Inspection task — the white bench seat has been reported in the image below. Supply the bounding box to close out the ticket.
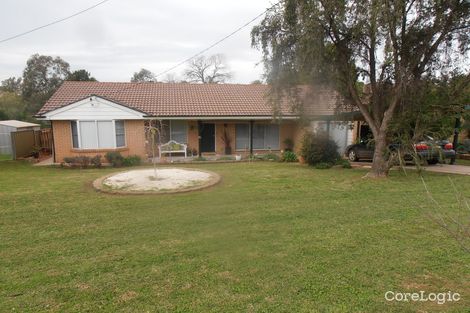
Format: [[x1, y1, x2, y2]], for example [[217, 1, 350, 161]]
[[159, 140, 187, 158]]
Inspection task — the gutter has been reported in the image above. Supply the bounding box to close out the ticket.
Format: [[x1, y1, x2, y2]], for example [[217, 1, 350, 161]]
[[142, 115, 300, 120], [35, 113, 362, 121]]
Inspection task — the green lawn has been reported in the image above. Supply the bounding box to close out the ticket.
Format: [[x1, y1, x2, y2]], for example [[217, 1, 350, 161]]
[[456, 158, 470, 166], [0, 161, 469, 312], [0, 154, 11, 161]]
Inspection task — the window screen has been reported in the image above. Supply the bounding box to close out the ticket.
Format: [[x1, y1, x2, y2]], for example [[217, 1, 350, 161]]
[[97, 121, 114, 148], [115, 120, 125, 147], [240, 123, 280, 150], [264, 124, 280, 150], [79, 121, 98, 149], [235, 124, 250, 150], [170, 120, 187, 143], [71, 121, 79, 148], [252, 124, 265, 150]]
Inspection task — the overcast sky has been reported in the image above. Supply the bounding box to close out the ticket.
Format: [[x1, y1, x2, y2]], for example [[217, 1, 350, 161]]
[[0, 0, 274, 83]]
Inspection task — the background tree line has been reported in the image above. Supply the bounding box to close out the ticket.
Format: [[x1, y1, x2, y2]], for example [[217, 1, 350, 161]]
[[0, 54, 96, 121]]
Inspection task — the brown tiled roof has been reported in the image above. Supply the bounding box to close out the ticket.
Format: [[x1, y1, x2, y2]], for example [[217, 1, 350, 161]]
[[37, 81, 338, 117]]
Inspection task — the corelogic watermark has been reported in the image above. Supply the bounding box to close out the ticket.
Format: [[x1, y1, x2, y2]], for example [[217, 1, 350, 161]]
[[385, 290, 461, 305]]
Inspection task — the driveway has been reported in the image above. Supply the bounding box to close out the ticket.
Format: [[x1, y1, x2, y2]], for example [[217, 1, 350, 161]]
[[351, 162, 470, 176], [413, 164, 470, 176]]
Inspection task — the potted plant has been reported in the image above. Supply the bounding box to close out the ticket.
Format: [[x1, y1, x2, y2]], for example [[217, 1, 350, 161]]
[[31, 145, 41, 159], [283, 138, 294, 151], [221, 129, 232, 155]]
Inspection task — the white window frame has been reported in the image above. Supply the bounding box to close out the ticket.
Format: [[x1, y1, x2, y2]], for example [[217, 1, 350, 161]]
[[71, 120, 126, 150]]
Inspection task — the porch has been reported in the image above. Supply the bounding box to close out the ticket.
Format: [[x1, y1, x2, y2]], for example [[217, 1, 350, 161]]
[[145, 119, 301, 159]]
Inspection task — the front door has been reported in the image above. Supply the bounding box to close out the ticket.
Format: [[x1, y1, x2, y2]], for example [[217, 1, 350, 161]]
[[200, 123, 215, 153]]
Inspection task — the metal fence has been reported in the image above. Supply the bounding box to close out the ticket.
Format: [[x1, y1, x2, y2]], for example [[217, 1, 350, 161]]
[[11, 130, 39, 159], [0, 128, 52, 159], [0, 127, 12, 155]]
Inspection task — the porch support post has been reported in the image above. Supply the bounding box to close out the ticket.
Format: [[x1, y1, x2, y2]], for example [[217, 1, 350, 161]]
[[197, 120, 202, 157], [249, 120, 254, 155]]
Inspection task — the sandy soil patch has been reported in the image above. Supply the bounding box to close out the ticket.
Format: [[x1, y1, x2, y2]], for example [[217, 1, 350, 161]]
[[95, 168, 220, 194]]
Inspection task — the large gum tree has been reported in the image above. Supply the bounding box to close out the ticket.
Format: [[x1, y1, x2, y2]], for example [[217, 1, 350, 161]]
[[252, 0, 470, 178]]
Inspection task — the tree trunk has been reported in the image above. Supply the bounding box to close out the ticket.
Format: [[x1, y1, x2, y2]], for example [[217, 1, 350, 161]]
[[366, 132, 389, 178]]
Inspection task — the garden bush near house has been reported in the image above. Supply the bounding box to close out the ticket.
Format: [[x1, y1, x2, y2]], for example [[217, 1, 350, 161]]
[[122, 155, 142, 167], [283, 138, 294, 151], [262, 153, 280, 161], [281, 150, 298, 162], [250, 153, 280, 161], [457, 139, 470, 154], [335, 159, 352, 169], [314, 162, 333, 169], [91, 155, 102, 168], [62, 156, 91, 168], [301, 132, 340, 166], [105, 152, 124, 167]]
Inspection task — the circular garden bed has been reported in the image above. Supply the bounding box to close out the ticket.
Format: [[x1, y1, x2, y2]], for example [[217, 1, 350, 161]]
[[93, 168, 220, 195]]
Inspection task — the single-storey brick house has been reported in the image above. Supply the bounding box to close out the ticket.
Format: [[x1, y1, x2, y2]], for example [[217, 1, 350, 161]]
[[36, 81, 355, 163]]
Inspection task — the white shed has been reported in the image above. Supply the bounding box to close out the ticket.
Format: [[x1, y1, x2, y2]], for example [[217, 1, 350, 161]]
[[0, 120, 40, 155]]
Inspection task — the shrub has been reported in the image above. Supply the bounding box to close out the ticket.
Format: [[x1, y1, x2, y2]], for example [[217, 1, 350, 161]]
[[63, 156, 91, 168], [314, 162, 333, 169], [262, 153, 280, 161], [283, 138, 294, 151], [194, 156, 207, 161], [335, 159, 352, 169], [63, 157, 75, 164], [77, 156, 91, 168], [281, 151, 298, 162], [457, 139, 470, 154], [123, 155, 142, 166], [300, 132, 340, 166], [91, 155, 102, 168], [105, 151, 124, 167], [250, 153, 280, 161]]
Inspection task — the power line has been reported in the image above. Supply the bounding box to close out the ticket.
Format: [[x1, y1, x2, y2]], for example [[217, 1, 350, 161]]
[[109, 0, 283, 96], [153, 1, 282, 79], [0, 0, 112, 44]]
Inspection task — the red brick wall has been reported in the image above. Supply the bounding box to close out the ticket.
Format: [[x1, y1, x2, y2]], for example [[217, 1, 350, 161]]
[[187, 121, 199, 154], [52, 120, 147, 163], [51, 119, 305, 162]]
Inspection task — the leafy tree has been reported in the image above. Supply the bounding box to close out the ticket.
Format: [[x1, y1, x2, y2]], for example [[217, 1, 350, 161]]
[[390, 73, 470, 141], [131, 68, 156, 82], [1, 77, 22, 94], [184, 54, 232, 84], [0, 92, 26, 120], [0, 110, 8, 120], [67, 69, 97, 81], [252, 0, 470, 177], [22, 54, 70, 115]]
